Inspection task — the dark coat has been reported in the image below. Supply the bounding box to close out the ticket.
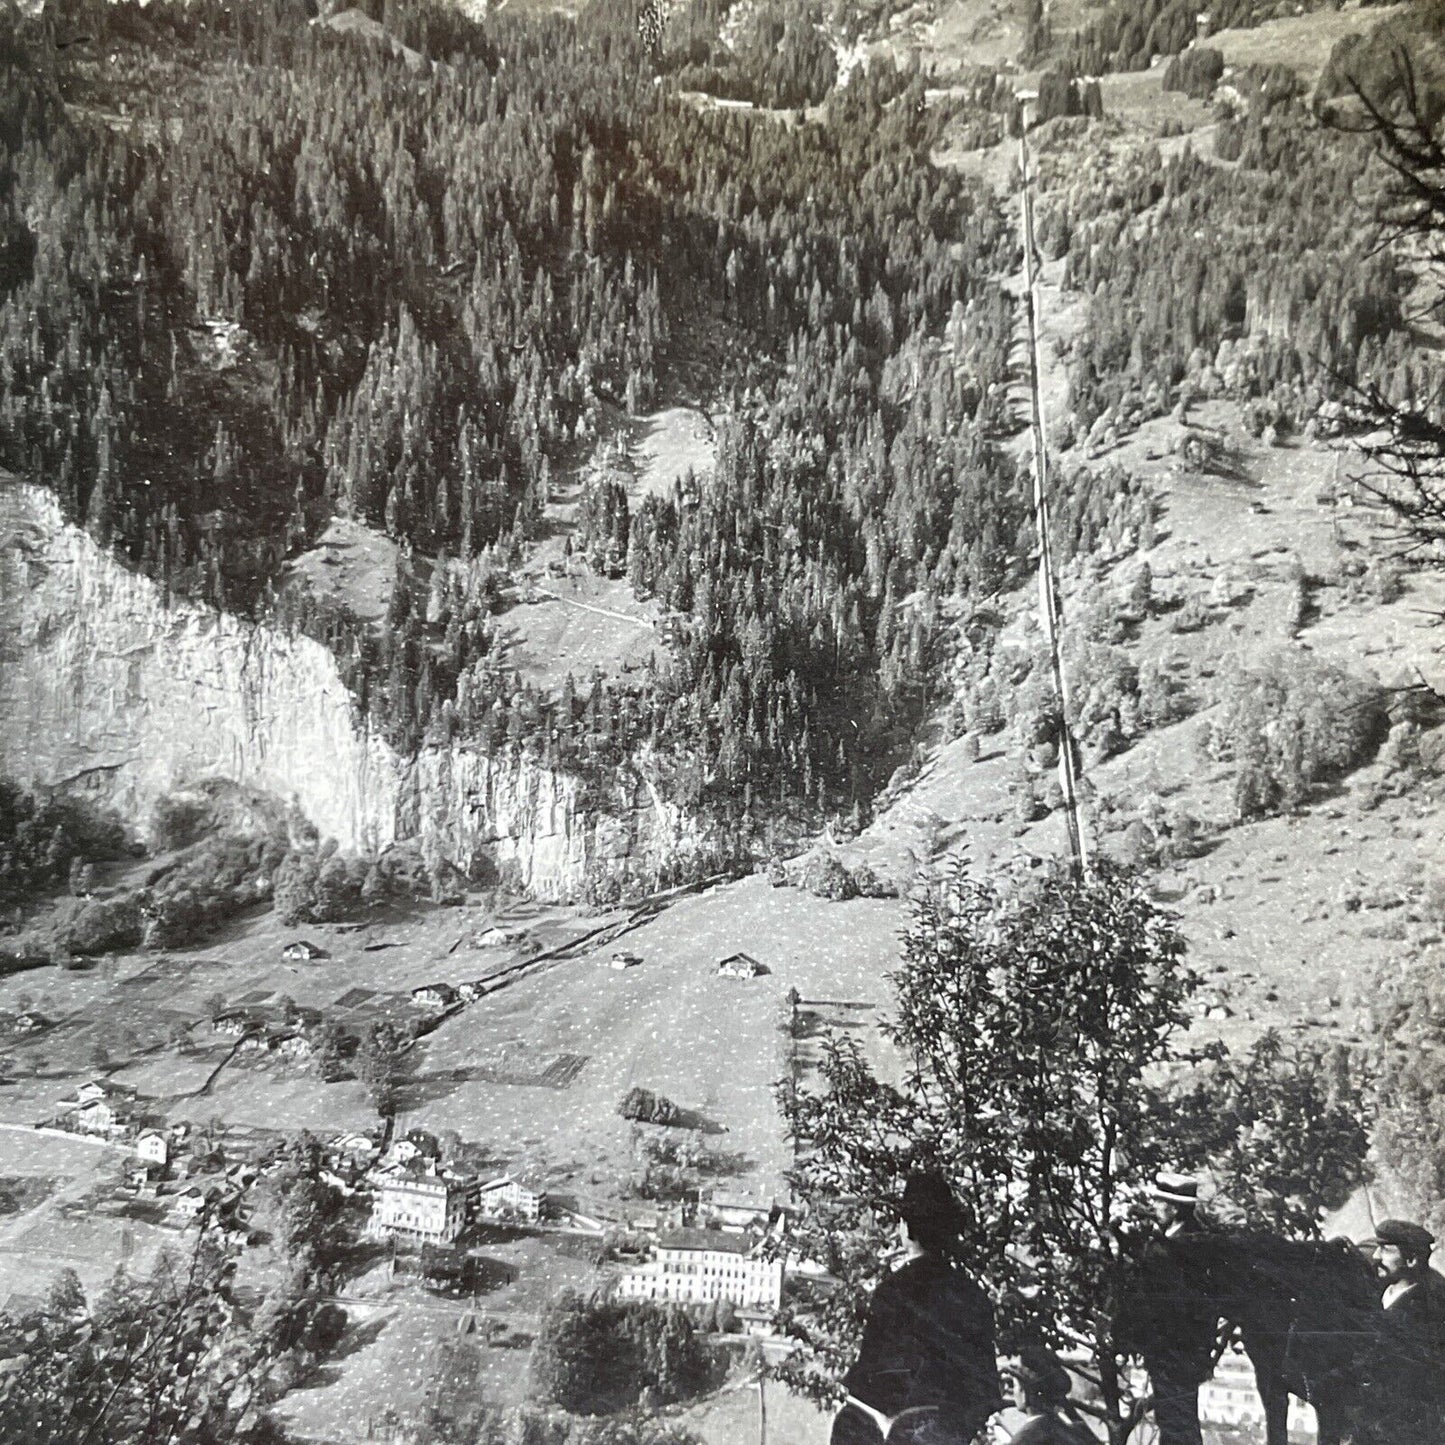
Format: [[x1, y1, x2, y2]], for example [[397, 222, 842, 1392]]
[[1129, 1218, 1219, 1385], [1378, 1269, 1445, 1442], [1010, 1412, 1098, 1445], [841, 1253, 1003, 1430], [1383, 1268, 1445, 1358]]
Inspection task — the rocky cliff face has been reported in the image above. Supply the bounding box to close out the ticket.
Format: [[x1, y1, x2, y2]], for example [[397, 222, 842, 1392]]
[[0, 482, 684, 897]]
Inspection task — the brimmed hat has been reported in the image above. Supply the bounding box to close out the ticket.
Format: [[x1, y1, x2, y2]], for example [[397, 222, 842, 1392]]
[[897, 1169, 970, 1241], [1003, 1345, 1073, 1403], [1364, 1220, 1436, 1257], [1151, 1171, 1199, 1206]]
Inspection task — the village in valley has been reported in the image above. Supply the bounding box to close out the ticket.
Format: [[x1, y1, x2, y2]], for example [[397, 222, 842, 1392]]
[[0, 872, 858, 1437]]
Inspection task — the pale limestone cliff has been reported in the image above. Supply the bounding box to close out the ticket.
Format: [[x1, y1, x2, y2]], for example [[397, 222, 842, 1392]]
[[0, 482, 684, 897]]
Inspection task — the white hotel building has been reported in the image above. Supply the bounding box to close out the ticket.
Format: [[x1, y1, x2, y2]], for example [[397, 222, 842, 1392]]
[[617, 1228, 784, 1311], [367, 1163, 471, 1245]]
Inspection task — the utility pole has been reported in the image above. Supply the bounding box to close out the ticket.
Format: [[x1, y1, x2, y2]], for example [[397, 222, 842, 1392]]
[[1016, 92, 1088, 876], [757, 1367, 768, 1445]]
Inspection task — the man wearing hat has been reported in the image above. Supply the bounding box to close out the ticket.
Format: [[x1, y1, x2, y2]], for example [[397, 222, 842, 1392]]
[[1136, 1173, 1213, 1445], [832, 1169, 1003, 1445], [1151, 1172, 1203, 1240], [1002, 1345, 1097, 1444], [1369, 1219, 1445, 1330], [1365, 1218, 1445, 1439]]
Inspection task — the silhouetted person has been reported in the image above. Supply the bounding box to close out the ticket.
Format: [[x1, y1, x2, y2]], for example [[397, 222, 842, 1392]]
[[1367, 1219, 1445, 1441], [1138, 1172, 1213, 1445], [1003, 1346, 1097, 1444], [832, 1170, 1002, 1445]]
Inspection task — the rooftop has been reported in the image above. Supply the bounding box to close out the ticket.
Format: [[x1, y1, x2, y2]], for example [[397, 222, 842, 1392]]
[[657, 1228, 761, 1257]]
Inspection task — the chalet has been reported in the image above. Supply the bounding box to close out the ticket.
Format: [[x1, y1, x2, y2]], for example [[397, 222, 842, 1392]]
[[475, 926, 528, 947], [412, 982, 459, 1012], [60, 1082, 134, 1135], [735, 1307, 781, 1338], [550, 1199, 608, 1236], [67, 1079, 136, 1108], [367, 1162, 471, 1245], [14, 1012, 49, 1035], [213, 1011, 256, 1038], [704, 1198, 776, 1233], [135, 1129, 169, 1167], [456, 980, 484, 1004], [281, 940, 329, 962], [627, 1200, 687, 1234], [274, 1032, 314, 1060], [329, 1131, 380, 1165], [475, 1174, 547, 1222], [616, 1228, 784, 1311], [716, 952, 765, 979], [388, 1130, 441, 1168], [124, 1162, 152, 1191], [237, 1032, 270, 1055], [388, 1138, 423, 1166], [171, 1187, 209, 1221], [608, 952, 642, 971]]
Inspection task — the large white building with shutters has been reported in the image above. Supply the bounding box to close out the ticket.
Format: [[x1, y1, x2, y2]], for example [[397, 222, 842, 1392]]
[[367, 1163, 471, 1245], [616, 1228, 784, 1310]]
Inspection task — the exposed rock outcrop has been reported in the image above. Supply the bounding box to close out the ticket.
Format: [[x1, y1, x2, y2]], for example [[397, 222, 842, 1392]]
[[0, 481, 687, 898]]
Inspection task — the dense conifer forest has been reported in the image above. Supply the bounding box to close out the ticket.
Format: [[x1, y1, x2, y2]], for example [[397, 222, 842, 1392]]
[[0, 0, 1033, 840], [0, 0, 1434, 856]]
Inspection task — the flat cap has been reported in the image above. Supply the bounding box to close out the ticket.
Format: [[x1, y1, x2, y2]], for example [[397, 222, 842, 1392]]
[[1365, 1220, 1436, 1256]]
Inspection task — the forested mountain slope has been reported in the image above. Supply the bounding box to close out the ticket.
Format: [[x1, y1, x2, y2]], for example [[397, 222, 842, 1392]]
[[0, 0, 1048, 873]]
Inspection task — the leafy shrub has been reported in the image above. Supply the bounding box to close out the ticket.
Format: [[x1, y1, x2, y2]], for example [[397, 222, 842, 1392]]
[[0, 780, 132, 906], [849, 862, 899, 899], [1359, 557, 1405, 605], [1137, 657, 1189, 728], [1367, 951, 1445, 1240], [1069, 639, 1142, 762], [1163, 46, 1224, 100], [1204, 651, 1387, 819], [274, 844, 371, 925], [48, 895, 144, 956], [619, 1088, 683, 1126], [532, 1292, 712, 1414], [799, 851, 857, 901], [1170, 594, 1210, 633], [151, 794, 215, 851], [1165, 1032, 1372, 1236], [143, 834, 286, 947]]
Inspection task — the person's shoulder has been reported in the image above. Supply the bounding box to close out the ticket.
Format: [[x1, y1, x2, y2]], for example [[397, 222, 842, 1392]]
[[1422, 1268, 1445, 1308], [933, 1254, 986, 1286], [1007, 1415, 1053, 1445]]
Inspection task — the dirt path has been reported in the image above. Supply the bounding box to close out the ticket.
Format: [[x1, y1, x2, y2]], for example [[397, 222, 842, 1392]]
[[531, 588, 655, 630]]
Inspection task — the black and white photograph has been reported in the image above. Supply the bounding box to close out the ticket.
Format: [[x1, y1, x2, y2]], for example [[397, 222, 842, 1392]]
[[0, 0, 1443, 1439]]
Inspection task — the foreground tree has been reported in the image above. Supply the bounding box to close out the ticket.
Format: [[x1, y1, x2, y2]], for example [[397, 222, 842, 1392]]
[[0, 1235, 288, 1444], [1162, 1030, 1373, 1237], [780, 860, 1370, 1444], [1323, 47, 1445, 563]]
